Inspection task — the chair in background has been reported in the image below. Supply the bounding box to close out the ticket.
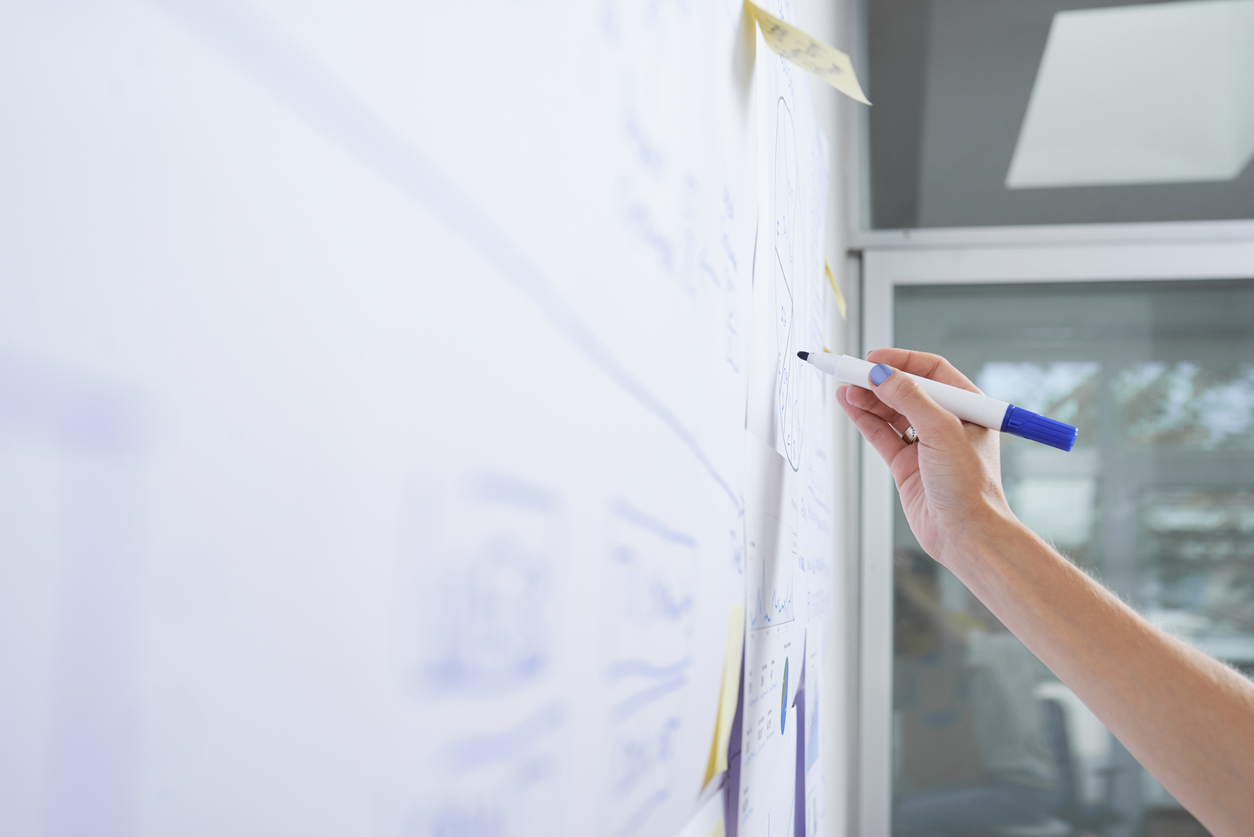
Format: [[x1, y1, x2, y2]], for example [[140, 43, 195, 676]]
[[999, 698, 1123, 837]]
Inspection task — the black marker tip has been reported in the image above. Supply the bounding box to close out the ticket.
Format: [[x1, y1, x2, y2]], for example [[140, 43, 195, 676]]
[[797, 351, 810, 361]]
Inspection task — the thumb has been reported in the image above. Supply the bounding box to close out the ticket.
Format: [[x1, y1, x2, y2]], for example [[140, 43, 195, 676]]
[[866, 363, 963, 442]]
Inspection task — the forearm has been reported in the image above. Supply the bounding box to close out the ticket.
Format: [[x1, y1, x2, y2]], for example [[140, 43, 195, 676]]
[[844, 352, 1254, 830], [944, 511, 1254, 836]]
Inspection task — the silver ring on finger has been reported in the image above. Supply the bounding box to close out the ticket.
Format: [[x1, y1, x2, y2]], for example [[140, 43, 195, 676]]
[[901, 426, 919, 445]]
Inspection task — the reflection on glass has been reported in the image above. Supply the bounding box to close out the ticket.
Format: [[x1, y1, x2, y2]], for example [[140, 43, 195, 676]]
[[979, 362, 1101, 442], [892, 279, 1254, 835], [894, 554, 1063, 836], [1140, 489, 1254, 655], [980, 361, 1103, 566], [1117, 362, 1254, 449], [1009, 477, 1096, 549]]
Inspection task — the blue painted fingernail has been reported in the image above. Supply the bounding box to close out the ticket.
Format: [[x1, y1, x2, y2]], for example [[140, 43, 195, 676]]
[[869, 363, 894, 386]]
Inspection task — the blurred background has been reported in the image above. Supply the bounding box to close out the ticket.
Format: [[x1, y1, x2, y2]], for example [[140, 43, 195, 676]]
[[863, 1, 1254, 834], [889, 281, 1254, 836]]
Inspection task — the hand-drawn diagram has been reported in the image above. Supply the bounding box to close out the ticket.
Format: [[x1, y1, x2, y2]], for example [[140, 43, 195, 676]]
[[750, 529, 796, 630], [395, 475, 566, 835], [400, 473, 560, 697], [746, 451, 798, 632], [740, 621, 799, 833], [602, 499, 698, 837], [403, 701, 566, 837], [610, 0, 704, 299], [773, 97, 804, 471], [747, 90, 809, 472], [710, 185, 747, 377]]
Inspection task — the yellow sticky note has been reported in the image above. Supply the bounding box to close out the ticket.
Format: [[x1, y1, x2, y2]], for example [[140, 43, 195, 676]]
[[703, 605, 746, 787], [825, 261, 848, 321], [747, 1, 871, 105]]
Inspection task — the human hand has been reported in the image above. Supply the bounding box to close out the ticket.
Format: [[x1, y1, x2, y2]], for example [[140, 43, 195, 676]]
[[837, 348, 1015, 568]]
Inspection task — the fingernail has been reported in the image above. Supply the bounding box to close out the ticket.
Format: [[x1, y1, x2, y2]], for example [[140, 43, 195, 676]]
[[869, 363, 894, 386]]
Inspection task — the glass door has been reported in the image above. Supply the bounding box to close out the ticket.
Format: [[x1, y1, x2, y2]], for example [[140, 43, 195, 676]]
[[893, 279, 1254, 836], [857, 244, 1254, 837]]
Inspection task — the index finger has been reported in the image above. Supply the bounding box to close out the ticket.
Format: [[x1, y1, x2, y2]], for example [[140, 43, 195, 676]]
[[866, 348, 981, 394]]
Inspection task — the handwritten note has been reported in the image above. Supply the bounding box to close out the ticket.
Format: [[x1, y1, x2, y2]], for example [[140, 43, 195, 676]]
[[825, 262, 847, 321], [703, 605, 745, 786], [747, 1, 871, 105]]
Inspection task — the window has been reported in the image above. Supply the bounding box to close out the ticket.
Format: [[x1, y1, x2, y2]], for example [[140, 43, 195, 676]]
[[888, 279, 1254, 833]]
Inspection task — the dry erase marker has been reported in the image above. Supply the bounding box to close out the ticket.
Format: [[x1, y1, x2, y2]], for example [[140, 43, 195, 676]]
[[797, 352, 1077, 451]]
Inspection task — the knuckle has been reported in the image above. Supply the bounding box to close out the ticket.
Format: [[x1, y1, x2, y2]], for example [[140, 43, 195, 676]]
[[894, 375, 921, 399]]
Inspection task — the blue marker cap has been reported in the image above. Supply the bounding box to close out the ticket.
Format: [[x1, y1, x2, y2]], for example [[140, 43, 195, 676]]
[[1000, 406, 1078, 452]]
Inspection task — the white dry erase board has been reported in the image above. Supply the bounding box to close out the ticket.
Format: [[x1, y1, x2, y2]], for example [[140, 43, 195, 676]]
[[0, 0, 843, 834]]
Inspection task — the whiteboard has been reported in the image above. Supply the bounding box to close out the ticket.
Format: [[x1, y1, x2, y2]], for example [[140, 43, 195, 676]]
[[0, 0, 840, 835]]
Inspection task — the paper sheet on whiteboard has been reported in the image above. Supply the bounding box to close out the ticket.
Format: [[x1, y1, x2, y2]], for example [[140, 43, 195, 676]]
[[745, 27, 830, 472]]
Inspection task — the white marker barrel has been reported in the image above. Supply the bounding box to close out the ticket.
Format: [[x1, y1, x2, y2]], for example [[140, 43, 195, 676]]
[[822, 354, 1011, 430]]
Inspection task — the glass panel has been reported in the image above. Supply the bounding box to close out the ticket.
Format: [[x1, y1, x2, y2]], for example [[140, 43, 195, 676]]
[[866, 0, 1254, 228], [1117, 362, 1254, 449], [891, 279, 1254, 835]]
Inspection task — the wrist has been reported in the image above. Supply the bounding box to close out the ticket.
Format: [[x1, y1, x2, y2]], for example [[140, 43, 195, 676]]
[[936, 500, 1030, 577]]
